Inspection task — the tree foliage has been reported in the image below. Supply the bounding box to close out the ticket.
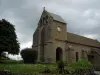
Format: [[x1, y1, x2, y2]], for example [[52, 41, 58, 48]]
[[0, 19, 20, 56], [20, 48, 37, 63]]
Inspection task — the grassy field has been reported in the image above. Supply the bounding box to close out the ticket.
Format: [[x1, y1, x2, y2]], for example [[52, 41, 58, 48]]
[[0, 59, 58, 73], [0, 59, 92, 73], [0, 64, 57, 73]]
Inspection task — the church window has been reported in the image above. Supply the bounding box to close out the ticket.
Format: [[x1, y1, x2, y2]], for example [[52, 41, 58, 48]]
[[41, 18, 43, 25], [40, 19, 42, 26], [57, 26, 61, 32], [46, 16, 48, 24], [76, 52, 79, 61], [43, 17, 45, 24], [48, 29, 51, 40]]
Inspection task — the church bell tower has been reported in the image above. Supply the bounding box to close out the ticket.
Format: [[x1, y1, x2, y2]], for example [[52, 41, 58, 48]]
[[32, 8, 67, 63]]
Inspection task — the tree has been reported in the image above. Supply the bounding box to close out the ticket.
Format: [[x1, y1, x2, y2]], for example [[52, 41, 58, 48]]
[[20, 48, 37, 63], [0, 19, 20, 59], [1, 52, 10, 60]]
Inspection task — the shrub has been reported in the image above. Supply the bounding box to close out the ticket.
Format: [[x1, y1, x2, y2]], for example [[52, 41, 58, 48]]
[[57, 61, 65, 73], [41, 66, 51, 73], [72, 59, 93, 69], [20, 48, 37, 63]]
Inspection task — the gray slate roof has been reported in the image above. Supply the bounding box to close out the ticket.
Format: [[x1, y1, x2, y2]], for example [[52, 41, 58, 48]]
[[67, 32, 100, 48], [46, 10, 66, 23]]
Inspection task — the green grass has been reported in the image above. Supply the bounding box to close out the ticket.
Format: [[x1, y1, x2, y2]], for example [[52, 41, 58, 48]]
[[0, 59, 93, 74], [1, 60, 23, 64], [0, 64, 57, 73], [0, 59, 57, 73], [71, 59, 93, 69]]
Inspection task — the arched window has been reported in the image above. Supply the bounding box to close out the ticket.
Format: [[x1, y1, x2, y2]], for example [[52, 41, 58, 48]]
[[76, 52, 79, 61], [46, 16, 48, 24], [43, 17, 45, 24], [40, 19, 42, 27]]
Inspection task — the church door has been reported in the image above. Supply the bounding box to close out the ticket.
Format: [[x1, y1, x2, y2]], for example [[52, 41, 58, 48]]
[[56, 47, 63, 62]]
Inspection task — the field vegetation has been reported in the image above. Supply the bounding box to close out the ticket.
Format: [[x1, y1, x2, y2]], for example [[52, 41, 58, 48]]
[[0, 59, 93, 74]]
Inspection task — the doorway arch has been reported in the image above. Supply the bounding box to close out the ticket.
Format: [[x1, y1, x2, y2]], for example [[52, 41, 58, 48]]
[[56, 47, 63, 61]]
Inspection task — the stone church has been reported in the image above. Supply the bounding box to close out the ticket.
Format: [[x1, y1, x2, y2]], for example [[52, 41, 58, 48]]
[[32, 8, 100, 69]]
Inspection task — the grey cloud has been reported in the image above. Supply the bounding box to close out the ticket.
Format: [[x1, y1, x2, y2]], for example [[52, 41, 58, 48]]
[[0, 0, 42, 49], [1, 0, 100, 51]]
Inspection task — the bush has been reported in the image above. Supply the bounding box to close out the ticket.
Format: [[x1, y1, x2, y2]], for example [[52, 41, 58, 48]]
[[69, 59, 94, 75], [57, 61, 65, 73], [20, 48, 37, 63], [42, 66, 51, 73], [72, 59, 93, 69]]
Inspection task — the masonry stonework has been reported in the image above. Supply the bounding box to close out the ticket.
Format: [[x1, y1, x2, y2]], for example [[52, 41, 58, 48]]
[[32, 8, 100, 70]]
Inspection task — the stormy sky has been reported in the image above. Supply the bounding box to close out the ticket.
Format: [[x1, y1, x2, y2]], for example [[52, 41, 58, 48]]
[[0, 0, 100, 60]]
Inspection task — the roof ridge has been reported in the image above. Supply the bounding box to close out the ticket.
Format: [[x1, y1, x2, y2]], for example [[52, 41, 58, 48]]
[[44, 10, 66, 23]]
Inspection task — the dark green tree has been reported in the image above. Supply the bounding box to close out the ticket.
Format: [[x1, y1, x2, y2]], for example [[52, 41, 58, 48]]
[[0, 19, 20, 59], [20, 48, 37, 63]]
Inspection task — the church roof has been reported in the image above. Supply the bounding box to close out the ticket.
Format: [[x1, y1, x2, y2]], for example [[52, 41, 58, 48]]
[[49, 12, 66, 23], [67, 32, 100, 48], [45, 10, 66, 23]]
